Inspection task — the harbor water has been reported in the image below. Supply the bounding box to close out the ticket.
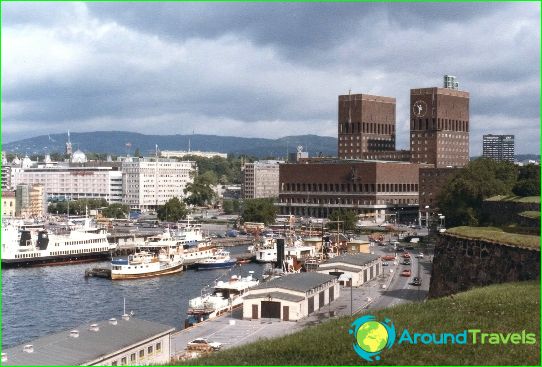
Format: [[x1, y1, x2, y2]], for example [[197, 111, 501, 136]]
[[1, 246, 264, 348]]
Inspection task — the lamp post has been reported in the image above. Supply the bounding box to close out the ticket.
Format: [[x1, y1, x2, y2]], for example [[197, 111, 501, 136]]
[[425, 205, 430, 229], [339, 274, 353, 316]]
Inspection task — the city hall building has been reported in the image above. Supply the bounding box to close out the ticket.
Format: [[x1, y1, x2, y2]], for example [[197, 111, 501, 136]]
[[277, 159, 421, 223]]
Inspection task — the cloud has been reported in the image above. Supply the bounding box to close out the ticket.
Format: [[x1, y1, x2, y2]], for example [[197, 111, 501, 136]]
[[1, 1, 540, 155]]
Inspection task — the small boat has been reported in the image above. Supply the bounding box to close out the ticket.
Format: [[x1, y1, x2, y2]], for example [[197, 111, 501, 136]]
[[236, 258, 251, 264], [196, 249, 237, 270], [186, 272, 259, 327]]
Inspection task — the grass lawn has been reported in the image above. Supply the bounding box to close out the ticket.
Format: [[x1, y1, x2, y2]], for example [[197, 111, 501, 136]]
[[485, 195, 540, 204], [173, 282, 540, 366], [446, 226, 540, 250], [519, 211, 541, 219]]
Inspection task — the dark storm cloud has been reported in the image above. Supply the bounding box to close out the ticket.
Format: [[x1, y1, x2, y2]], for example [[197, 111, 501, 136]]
[[2, 2, 540, 154]]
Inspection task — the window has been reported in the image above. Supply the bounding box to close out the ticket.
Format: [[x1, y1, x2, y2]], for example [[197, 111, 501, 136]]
[[121, 357, 127, 365], [156, 342, 162, 352], [111, 361, 118, 366], [139, 350, 144, 358], [148, 345, 153, 354]]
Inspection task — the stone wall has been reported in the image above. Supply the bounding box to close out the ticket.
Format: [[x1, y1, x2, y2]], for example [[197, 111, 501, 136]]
[[428, 233, 540, 298]]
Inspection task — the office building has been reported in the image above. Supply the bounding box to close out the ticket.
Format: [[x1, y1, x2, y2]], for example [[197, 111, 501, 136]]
[[122, 158, 196, 210], [410, 77, 469, 167], [338, 93, 396, 159], [242, 160, 283, 199], [482, 134, 515, 163], [2, 191, 16, 218]]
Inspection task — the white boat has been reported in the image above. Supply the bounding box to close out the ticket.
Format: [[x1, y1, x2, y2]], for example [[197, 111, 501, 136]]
[[253, 238, 277, 263], [111, 230, 185, 280], [1, 218, 114, 268], [196, 249, 237, 270], [186, 272, 259, 326]]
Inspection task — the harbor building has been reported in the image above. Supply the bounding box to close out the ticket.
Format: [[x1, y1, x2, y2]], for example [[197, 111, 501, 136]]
[[316, 253, 382, 287], [11, 165, 123, 204], [242, 273, 339, 321], [410, 76, 470, 168], [278, 159, 421, 223], [160, 150, 228, 159], [122, 157, 196, 211], [242, 160, 283, 199], [2, 190, 16, 218], [482, 134, 515, 163], [338, 93, 396, 160], [1, 316, 174, 366]]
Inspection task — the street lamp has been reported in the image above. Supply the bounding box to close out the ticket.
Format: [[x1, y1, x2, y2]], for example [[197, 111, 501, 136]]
[[425, 205, 430, 229], [338, 273, 353, 316]]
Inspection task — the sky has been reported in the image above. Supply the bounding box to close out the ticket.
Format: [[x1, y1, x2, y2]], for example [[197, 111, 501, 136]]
[[2, 1, 540, 155]]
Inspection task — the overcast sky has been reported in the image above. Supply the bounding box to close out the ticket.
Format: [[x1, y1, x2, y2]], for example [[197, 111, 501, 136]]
[[2, 1, 540, 154]]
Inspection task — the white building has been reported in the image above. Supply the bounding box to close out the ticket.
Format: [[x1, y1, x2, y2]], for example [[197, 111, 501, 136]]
[[160, 150, 227, 159], [11, 166, 123, 204], [122, 158, 196, 210], [242, 273, 339, 321], [2, 316, 174, 366], [316, 253, 382, 287], [242, 160, 283, 199]]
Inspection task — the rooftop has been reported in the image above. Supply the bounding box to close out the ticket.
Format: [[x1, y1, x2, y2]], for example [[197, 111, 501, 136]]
[[244, 291, 305, 303], [2, 317, 175, 366], [322, 253, 380, 267], [252, 273, 336, 293]]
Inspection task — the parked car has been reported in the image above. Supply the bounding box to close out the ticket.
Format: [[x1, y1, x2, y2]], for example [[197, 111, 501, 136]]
[[382, 262, 389, 266], [402, 253, 411, 258], [415, 252, 424, 258], [411, 277, 422, 286], [382, 255, 396, 261], [402, 260, 411, 265], [401, 269, 411, 277], [187, 338, 223, 351]]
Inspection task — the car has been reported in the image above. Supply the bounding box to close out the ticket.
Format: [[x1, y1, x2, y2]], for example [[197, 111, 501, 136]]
[[415, 252, 424, 258], [381, 255, 396, 261], [395, 247, 405, 252], [402, 253, 411, 258], [382, 262, 389, 266], [187, 338, 223, 351], [411, 277, 422, 286], [401, 269, 411, 277], [402, 260, 411, 265], [405, 245, 415, 250]]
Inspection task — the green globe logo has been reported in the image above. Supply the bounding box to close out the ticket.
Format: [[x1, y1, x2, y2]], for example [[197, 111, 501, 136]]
[[350, 315, 396, 362], [356, 321, 389, 353]]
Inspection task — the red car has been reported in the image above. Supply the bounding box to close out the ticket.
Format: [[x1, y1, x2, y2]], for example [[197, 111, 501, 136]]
[[401, 269, 411, 277], [382, 255, 395, 261], [402, 253, 411, 258]]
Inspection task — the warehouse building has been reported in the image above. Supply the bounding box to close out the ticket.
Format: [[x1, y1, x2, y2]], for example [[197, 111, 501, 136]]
[[242, 273, 339, 321], [317, 253, 382, 287], [2, 316, 174, 366]]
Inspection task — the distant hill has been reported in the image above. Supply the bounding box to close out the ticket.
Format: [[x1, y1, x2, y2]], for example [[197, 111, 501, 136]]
[[2, 131, 338, 158]]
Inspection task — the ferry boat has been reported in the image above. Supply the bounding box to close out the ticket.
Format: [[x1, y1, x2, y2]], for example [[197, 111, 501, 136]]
[[110, 222, 217, 279], [253, 237, 277, 263], [186, 272, 259, 326], [1, 218, 114, 268], [196, 249, 237, 270]]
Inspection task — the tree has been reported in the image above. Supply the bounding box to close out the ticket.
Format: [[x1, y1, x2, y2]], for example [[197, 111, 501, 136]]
[[437, 158, 518, 226], [242, 198, 277, 225], [513, 164, 540, 196], [157, 197, 188, 222], [327, 208, 358, 230], [48, 198, 107, 215], [184, 172, 217, 206], [102, 203, 129, 218], [222, 200, 234, 214]]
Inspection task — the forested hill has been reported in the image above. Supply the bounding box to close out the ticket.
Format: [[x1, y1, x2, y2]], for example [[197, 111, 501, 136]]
[[3, 131, 337, 158]]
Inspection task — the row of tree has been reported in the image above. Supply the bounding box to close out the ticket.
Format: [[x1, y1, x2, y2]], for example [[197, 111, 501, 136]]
[[438, 159, 540, 227], [48, 199, 129, 219]]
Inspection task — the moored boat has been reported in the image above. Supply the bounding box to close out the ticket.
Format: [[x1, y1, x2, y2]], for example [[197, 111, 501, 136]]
[[196, 249, 237, 270]]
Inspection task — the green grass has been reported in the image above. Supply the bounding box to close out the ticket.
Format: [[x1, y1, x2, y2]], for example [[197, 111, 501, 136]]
[[446, 226, 540, 250], [485, 195, 540, 204], [519, 211, 541, 219], [173, 282, 540, 365]]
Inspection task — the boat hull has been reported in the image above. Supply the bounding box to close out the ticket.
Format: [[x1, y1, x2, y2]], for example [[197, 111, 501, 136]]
[[1, 251, 112, 268], [111, 263, 184, 280], [196, 260, 237, 270]]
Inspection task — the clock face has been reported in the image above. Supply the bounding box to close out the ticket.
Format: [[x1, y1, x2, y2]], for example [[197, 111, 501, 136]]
[[412, 100, 427, 118]]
